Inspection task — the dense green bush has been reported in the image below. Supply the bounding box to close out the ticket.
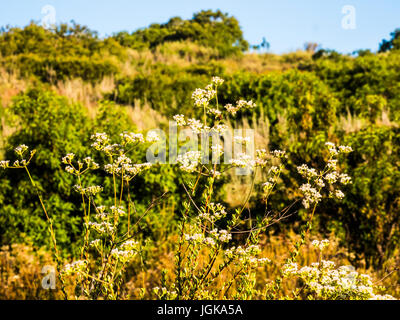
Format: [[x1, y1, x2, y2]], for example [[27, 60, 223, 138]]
[[309, 51, 400, 121], [111, 64, 221, 116], [0, 23, 123, 82], [0, 90, 180, 254], [113, 10, 249, 57], [213, 70, 400, 266], [219, 70, 338, 133], [338, 125, 400, 268], [2, 54, 118, 82], [0, 89, 91, 251]]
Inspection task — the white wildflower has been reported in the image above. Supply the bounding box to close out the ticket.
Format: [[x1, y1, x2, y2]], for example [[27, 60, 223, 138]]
[[173, 114, 186, 126], [212, 76, 224, 86], [234, 136, 251, 144], [339, 173, 352, 185], [146, 131, 160, 143], [0, 160, 10, 169], [14, 144, 28, 156], [187, 118, 203, 134], [177, 151, 202, 173], [338, 145, 353, 153], [325, 171, 338, 184]]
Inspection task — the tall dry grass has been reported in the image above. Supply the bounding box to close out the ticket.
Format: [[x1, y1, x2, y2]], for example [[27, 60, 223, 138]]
[[2, 232, 396, 300], [53, 77, 116, 118], [126, 100, 167, 131], [223, 113, 270, 207]]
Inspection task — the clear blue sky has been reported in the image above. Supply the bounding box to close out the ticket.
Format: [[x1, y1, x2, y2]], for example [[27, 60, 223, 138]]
[[1, 0, 399, 54]]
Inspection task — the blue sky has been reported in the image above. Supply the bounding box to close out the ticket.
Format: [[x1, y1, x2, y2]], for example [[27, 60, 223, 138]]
[[1, 0, 399, 54]]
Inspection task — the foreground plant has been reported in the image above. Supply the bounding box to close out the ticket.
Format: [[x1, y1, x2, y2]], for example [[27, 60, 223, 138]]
[[151, 77, 283, 299], [153, 77, 318, 299], [281, 239, 396, 300], [1, 145, 68, 299], [153, 77, 396, 300], [1, 76, 397, 300], [60, 131, 163, 299], [1, 132, 160, 299]]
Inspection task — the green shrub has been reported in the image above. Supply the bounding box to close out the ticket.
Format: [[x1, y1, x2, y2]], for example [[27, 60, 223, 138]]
[[334, 125, 400, 268], [113, 10, 249, 58], [0, 90, 180, 255]]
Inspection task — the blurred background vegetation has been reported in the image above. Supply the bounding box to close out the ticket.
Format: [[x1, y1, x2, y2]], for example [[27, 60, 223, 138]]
[[0, 10, 399, 298]]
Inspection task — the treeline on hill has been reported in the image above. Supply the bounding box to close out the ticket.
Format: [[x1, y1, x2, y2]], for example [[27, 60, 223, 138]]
[[0, 10, 399, 269]]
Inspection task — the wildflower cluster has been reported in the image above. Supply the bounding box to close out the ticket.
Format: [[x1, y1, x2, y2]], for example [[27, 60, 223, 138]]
[[192, 88, 216, 108], [311, 239, 330, 251], [282, 240, 396, 300], [110, 240, 139, 262], [162, 78, 290, 300], [177, 151, 203, 173], [225, 245, 271, 268], [61, 260, 87, 277], [57, 130, 159, 299], [88, 132, 155, 181], [174, 77, 259, 175], [62, 153, 99, 176], [198, 202, 228, 223], [297, 141, 353, 209], [224, 100, 256, 116], [0, 145, 36, 169], [229, 152, 254, 169]]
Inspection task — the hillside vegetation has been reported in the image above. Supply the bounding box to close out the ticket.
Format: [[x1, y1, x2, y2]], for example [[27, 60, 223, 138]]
[[0, 10, 399, 299]]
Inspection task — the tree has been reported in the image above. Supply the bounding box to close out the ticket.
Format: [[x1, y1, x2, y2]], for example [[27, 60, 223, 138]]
[[304, 42, 319, 53], [379, 28, 400, 52], [113, 10, 249, 57]]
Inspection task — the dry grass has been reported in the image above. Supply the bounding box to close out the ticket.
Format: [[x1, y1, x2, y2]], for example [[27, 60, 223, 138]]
[[0, 244, 62, 299], [154, 41, 220, 66], [53, 77, 116, 118], [221, 50, 313, 75], [338, 111, 369, 133], [116, 43, 313, 77], [338, 109, 399, 133], [0, 68, 28, 153], [0, 68, 28, 107], [126, 100, 167, 131], [223, 113, 270, 207], [127, 231, 400, 299], [1, 231, 398, 300], [378, 109, 399, 128]]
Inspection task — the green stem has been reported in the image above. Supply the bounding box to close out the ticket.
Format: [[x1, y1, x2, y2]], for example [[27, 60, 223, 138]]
[[24, 166, 68, 300]]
